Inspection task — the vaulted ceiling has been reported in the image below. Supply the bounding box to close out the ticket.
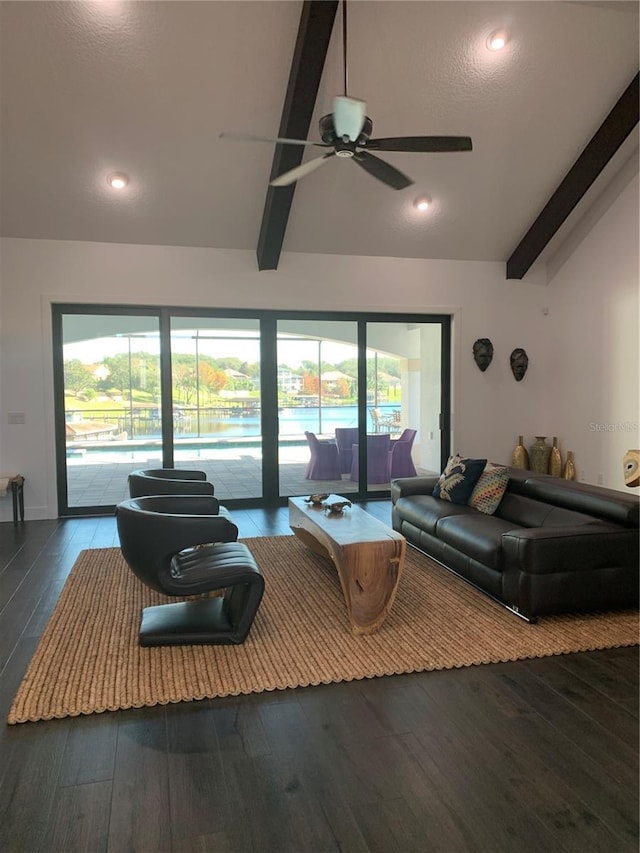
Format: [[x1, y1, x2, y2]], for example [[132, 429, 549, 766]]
[[1, 1, 638, 278]]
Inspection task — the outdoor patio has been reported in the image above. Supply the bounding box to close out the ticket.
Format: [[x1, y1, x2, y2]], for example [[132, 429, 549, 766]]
[[66, 442, 434, 507]]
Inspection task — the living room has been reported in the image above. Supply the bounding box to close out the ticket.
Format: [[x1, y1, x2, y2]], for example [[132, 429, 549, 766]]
[[0, 3, 638, 521], [0, 2, 638, 850], [1, 159, 637, 519]]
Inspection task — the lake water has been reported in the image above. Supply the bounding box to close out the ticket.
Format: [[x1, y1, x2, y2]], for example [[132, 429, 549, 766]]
[[67, 403, 403, 463], [173, 404, 399, 439]]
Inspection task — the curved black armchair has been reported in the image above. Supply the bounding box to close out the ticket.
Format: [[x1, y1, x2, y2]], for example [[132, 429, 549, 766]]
[[115, 495, 264, 646], [128, 468, 215, 498]]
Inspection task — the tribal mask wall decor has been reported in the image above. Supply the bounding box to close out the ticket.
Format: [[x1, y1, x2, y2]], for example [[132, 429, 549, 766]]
[[510, 348, 529, 381], [472, 338, 493, 372]]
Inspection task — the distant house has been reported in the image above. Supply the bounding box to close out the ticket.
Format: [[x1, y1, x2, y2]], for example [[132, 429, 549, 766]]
[[224, 367, 258, 391], [224, 368, 249, 380], [277, 369, 303, 393], [320, 370, 353, 395]]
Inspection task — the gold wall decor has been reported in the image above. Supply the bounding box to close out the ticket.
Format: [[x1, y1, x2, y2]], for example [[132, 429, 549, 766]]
[[623, 449, 639, 487], [511, 435, 529, 469], [562, 450, 576, 480], [549, 437, 562, 477]]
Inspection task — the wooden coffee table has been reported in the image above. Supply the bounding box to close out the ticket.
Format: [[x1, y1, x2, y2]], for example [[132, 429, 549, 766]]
[[288, 495, 406, 635]]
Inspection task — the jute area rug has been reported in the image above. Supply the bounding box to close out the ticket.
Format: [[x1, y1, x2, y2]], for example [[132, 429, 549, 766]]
[[8, 536, 638, 724]]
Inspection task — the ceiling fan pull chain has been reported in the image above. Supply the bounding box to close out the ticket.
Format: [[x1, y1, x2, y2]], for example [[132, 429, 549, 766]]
[[342, 0, 348, 97]]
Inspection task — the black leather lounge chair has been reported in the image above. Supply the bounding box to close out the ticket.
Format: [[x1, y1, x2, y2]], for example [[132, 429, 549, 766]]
[[115, 495, 264, 647], [128, 468, 215, 498]]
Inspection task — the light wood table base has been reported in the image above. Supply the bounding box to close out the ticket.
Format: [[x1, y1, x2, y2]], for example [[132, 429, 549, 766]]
[[288, 496, 406, 635]]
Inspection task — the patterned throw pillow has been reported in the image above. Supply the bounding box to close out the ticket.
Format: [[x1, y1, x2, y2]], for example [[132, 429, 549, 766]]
[[432, 455, 487, 504], [468, 462, 509, 515]]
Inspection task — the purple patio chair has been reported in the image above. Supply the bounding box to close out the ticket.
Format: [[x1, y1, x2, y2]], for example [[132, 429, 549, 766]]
[[389, 428, 418, 478], [304, 431, 342, 480], [335, 427, 359, 474], [350, 433, 391, 484]]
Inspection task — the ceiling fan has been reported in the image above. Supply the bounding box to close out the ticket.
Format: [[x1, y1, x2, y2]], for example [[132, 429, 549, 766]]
[[220, 1, 472, 190]]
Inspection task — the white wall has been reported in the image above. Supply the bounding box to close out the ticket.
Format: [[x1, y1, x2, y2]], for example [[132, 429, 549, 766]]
[[1, 175, 636, 520], [545, 166, 639, 492]]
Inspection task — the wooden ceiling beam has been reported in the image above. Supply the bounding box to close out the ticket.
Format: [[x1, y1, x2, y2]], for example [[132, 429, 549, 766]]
[[506, 72, 639, 280], [256, 1, 339, 271]]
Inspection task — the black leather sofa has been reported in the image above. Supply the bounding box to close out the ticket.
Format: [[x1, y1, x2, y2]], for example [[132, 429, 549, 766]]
[[391, 468, 639, 621]]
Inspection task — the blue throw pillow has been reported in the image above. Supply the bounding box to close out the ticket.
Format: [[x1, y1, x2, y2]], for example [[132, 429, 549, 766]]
[[432, 455, 487, 504]]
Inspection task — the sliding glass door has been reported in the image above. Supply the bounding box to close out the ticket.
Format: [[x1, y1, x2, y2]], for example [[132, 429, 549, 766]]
[[55, 311, 162, 512], [276, 319, 360, 498], [274, 318, 446, 497], [366, 320, 444, 484], [170, 318, 262, 501], [53, 307, 450, 515]]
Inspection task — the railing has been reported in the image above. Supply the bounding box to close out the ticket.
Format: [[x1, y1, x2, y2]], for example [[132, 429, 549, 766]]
[[65, 401, 402, 443]]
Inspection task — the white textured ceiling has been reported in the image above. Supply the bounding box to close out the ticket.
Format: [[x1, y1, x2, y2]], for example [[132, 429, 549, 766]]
[[0, 0, 638, 266]]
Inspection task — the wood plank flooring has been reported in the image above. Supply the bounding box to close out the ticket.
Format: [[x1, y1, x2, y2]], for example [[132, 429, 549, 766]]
[[0, 504, 638, 852]]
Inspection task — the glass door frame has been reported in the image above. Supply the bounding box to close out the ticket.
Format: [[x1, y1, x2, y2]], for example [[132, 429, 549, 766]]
[[53, 304, 167, 517], [53, 304, 451, 515]]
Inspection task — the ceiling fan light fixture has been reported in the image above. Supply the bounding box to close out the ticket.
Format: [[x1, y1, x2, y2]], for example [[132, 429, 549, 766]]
[[107, 172, 129, 189], [487, 30, 509, 51], [220, 0, 472, 191], [413, 197, 432, 212]]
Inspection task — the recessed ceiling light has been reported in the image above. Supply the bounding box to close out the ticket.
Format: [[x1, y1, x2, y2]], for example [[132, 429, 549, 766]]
[[413, 197, 431, 212], [487, 30, 508, 51], [107, 172, 129, 189]]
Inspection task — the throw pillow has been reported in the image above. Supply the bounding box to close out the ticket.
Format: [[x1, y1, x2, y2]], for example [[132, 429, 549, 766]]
[[432, 455, 487, 504], [468, 462, 509, 515]]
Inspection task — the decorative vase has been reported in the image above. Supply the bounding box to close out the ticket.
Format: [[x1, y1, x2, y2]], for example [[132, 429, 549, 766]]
[[562, 450, 576, 480], [511, 435, 529, 470], [529, 436, 551, 474], [549, 437, 562, 477]]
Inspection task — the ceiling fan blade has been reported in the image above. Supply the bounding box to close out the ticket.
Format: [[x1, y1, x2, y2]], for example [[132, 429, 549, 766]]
[[352, 151, 413, 190], [270, 152, 336, 187], [333, 95, 366, 141], [365, 136, 473, 153], [220, 131, 329, 148]]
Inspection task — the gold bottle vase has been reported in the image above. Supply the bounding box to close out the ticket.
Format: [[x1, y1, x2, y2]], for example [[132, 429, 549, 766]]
[[562, 451, 576, 480], [549, 437, 562, 477], [529, 436, 551, 474], [511, 435, 529, 470]]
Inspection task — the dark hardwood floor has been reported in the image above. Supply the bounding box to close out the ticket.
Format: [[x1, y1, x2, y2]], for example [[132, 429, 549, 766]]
[[0, 503, 638, 853]]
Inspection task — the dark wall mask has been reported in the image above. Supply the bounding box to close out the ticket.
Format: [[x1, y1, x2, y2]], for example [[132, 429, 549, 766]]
[[472, 338, 494, 372], [510, 348, 529, 381]]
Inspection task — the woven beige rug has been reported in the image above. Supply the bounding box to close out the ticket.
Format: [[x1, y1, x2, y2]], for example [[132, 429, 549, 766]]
[[8, 536, 638, 724]]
